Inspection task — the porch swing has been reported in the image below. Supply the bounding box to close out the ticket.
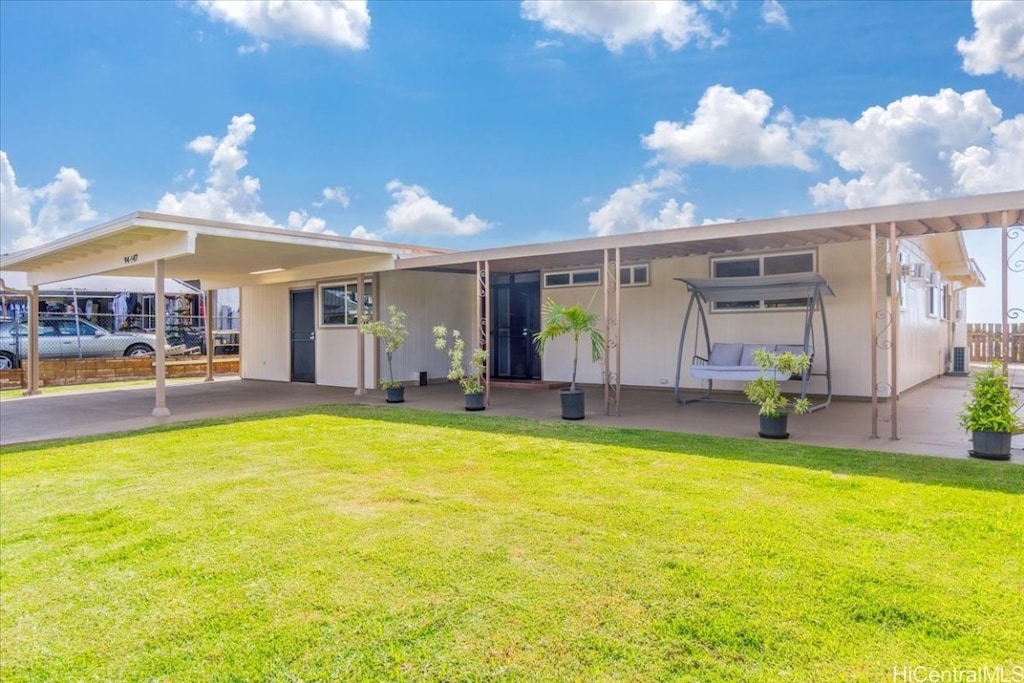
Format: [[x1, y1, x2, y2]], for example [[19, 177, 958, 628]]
[[672, 273, 835, 412]]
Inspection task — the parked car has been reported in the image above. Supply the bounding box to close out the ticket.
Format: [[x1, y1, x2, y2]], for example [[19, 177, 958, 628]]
[[0, 316, 185, 370]]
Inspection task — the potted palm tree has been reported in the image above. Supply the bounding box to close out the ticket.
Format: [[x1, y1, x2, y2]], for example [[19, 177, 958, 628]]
[[533, 298, 605, 420], [433, 325, 488, 410], [744, 348, 812, 439], [358, 305, 409, 403], [959, 360, 1023, 460]]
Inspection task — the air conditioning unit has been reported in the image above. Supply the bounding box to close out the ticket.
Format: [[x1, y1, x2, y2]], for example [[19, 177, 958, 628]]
[[901, 263, 920, 278], [949, 346, 969, 376]]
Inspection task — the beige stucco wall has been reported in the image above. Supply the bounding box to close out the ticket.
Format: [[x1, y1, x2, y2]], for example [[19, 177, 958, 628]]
[[378, 270, 477, 386], [240, 283, 290, 381], [539, 241, 882, 398]]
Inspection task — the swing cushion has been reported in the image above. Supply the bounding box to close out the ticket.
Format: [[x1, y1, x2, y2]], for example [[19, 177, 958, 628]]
[[691, 343, 810, 381]]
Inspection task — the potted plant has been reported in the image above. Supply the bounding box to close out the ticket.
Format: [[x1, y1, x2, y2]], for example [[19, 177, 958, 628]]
[[743, 348, 812, 439], [958, 360, 1023, 460], [433, 325, 488, 411], [533, 298, 605, 420], [358, 305, 409, 403]]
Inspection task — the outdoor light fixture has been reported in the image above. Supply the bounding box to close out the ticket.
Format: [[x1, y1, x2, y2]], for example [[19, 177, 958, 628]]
[[248, 267, 285, 275]]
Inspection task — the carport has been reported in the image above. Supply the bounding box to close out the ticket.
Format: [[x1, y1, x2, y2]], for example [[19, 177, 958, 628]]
[[394, 191, 1023, 440], [0, 212, 444, 416]]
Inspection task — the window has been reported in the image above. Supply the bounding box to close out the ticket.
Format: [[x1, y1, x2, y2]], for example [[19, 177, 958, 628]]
[[544, 269, 601, 288], [320, 280, 373, 326], [619, 264, 650, 287], [710, 250, 816, 311], [928, 279, 942, 318]]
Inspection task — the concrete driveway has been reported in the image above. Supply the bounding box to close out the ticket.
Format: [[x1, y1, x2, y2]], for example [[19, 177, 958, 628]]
[[1, 375, 1021, 463]]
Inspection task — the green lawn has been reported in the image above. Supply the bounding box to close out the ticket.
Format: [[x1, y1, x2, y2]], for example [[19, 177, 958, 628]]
[[1, 406, 1022, 681]]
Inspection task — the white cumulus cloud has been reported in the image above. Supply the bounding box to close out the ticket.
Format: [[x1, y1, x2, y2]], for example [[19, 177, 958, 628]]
[[808, 88, 1019, 209], [957, 0, 1024, 80], [760, 0, 790, 28], [349, 225, 381, 240], [287, 209, 337, 235], [950, 115, 1024, 194], [520, 0, 722, 53], [313, 186, 351, 208], [196, 0, 370, 51], [643, 85, 814, 169], [588, 170, 696, 236], [384, 180, 491, 236], [156, 113, 277, 226], [0, 151, 99, 253]]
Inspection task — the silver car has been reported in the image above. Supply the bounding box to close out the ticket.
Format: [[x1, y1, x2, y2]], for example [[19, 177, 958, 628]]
[[0, 316, 181, 370]]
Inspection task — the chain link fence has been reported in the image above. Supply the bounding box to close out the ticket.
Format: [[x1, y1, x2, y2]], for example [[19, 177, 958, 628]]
[[0, 312, 240, 371]]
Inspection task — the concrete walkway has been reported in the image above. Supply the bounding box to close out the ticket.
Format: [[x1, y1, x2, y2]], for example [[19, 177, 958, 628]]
[[1, 373, 1021, 462]]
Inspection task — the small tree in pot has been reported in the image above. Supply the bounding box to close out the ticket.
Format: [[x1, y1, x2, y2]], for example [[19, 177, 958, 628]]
[[433, 325, 488, 410], [533, 298, 605, 420], [744, 348, 812, 439], [358, 305, 409, 403], [958, 360, 1023, 460]]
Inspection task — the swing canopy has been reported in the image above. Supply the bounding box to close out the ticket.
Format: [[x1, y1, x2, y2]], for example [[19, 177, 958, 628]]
[[673, 272, 835, 412], [675, 272, 834, 303]]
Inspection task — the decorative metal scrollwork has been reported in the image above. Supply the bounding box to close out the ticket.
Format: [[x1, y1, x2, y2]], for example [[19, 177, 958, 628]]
[[875, 381, 892, 398], [875, 309, 893, 350], [1008, 226, 1023, 273], [1009, 307, 1023, 321]]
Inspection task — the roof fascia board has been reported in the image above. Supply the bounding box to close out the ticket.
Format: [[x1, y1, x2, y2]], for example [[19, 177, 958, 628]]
[[134, 211, 447, 256], [397, 191, 1024, 271], [1, 212, 143, 269], [25, 231, 197, 287]]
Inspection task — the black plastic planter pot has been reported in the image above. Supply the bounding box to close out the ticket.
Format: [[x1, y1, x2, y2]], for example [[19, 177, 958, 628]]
[[758, 414, 789, 439], [385, 386, 405, 404], [560, 389, 585, 420], [465, 392, 486, 411], [969, 430, 1012, 460]]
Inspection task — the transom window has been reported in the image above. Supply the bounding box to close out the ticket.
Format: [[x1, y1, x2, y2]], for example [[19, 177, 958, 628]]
[[544, 269, 601, 288], [710, 251, 816, 311], [320, 280, 373, 326], [619, 264, 649, 287]]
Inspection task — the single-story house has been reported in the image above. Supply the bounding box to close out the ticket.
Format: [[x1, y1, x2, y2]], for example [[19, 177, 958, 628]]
[[2, 191, 1021, 438]]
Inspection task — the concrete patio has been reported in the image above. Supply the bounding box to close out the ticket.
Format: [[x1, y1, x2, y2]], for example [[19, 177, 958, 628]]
[[1, 367, 1021, 462]]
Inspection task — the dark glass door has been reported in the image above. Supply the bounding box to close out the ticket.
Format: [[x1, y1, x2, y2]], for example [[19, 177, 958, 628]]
[[491, 272, 541, 380], [290, 289, 315, 383]]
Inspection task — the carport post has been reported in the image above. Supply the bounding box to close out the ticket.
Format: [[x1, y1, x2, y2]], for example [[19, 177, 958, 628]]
[[355, 275, 367, 396], [23, 285, 41, 396], [888, 221, 899, 440], [153, 260, 170, 417], [204, 289, 215, 382], [1001, 210, 1009, 376]]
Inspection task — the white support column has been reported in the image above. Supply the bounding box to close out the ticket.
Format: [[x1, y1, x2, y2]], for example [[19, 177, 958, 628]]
[[869, 223, 879, 438], [23, 285, 41, 396], [603, 249, 610, 415], [1001, 210, 1010, 376], [355, 275, 367, 396], [888, 221, 899, 440], [153, 260, 170, 417], [204, 289, 215, 382], [614, 247, 621, 416], [483, 260, 491, 406]]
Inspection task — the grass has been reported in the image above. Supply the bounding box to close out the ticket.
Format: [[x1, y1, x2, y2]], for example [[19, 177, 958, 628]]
[[1, 405, 1022, 681]]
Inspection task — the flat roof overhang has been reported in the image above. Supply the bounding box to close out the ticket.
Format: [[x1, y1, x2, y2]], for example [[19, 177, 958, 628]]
[[394, 191, 1024, 278], [0, 212, 448, 289]]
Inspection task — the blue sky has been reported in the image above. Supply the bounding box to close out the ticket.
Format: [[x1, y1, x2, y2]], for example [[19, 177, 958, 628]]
[[0, 0, 1021, 320]]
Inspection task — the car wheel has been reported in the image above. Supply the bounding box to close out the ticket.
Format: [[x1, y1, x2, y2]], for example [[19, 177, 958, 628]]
[[0, 351, 18, 370], [124, 344, 154, 358]]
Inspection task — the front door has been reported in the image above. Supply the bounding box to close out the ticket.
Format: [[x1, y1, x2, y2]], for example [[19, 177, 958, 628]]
[[491, 272, 541, 380], [290, 289, 315, 383]]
